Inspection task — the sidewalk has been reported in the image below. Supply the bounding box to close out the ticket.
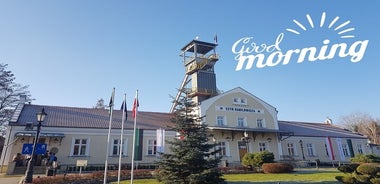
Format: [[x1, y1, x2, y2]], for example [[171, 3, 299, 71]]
[[0, 173, 23, 184]]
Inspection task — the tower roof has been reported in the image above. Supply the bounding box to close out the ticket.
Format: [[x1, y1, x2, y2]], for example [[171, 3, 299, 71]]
[[181, 40, 217, 54]]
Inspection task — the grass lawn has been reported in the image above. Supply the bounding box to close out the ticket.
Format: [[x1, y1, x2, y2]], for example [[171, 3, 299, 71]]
[[115, 168, 344, 184]]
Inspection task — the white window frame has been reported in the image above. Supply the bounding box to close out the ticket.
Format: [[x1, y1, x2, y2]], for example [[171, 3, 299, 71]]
[[217, 141, 230, 156], [342, 144, 349, 156], [306, 143, 315, 156], [71, 138, 90, 156], [237, 116, 247, 127], [216, 115, 226, 126], [111, 138, 127, 156], [357, 144, 364, 154], [147, 139, 157, 155], [258, 142, 268, 152], [287, 143, 295, 156], [324, 144, 330, 156], [257, 118, 265, 128], [233, 97, 247, 105]]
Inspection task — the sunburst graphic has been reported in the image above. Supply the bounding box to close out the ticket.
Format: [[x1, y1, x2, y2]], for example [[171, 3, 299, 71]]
[[286, 12, 355, 39]]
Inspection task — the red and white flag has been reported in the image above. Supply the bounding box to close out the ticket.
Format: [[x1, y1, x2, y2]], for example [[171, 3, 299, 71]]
[[132, 90, 139, 119], [325, 137, 335, 161]]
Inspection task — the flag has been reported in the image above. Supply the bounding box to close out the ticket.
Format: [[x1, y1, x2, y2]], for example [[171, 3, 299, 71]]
[[108, 89, 115, 115], [346, 139, 355, 158], [121, 99, 127, 120], [134, 128, 143, 161], [336, 138, 346, 161], [109, 91, 114, 108], [325, 137, 335, 161], [132, 91, 139, 119], [156, 128, 165, 156]]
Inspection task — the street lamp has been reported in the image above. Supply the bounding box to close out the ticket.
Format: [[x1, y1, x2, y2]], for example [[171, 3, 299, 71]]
[[299, 140, 305, 160], [24, 108, 47, 183], [241, 131, 250, 153]]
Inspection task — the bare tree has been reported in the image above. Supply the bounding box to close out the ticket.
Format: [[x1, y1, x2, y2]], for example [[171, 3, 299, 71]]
[[0, 63, 31, 137], [340, 112, 380, 144]]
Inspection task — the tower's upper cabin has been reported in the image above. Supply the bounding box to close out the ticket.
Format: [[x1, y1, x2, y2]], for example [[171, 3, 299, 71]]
[[180, 39, 219, 75]]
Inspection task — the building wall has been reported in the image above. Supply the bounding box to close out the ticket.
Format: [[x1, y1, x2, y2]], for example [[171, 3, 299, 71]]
[[1, 125, 175, 172], [200, 88, 282, 165], [281, 136, 370, 163], [201, 88, 278, 130]]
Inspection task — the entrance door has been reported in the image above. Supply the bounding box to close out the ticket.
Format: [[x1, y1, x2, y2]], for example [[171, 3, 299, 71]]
[[238, 141, 248, 161]]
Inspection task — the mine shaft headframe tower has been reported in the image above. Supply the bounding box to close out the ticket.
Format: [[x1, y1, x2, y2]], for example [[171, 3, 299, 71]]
[[170, 38, 219, 113]]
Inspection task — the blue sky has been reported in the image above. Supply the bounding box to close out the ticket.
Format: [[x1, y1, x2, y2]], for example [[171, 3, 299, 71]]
[[0, 1, 379, 124]]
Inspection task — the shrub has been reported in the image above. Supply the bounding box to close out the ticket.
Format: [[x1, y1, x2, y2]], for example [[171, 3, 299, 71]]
[[336, 163, 380, 184], [337, 163, 360, 173], [351, 154, 380, 163], [370, 178, 380, 184], [32, 169, 154, 184], [262, 163, 293, 173], [356, 164, 380, 176], [335, 175, 356, 184], [354, 172, 371, 184], [242, 152, 255, 168], [242, 151, 275, 168]]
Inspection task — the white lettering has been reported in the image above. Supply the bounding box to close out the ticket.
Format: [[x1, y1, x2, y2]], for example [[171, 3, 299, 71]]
[[232, 33, 369, 70]]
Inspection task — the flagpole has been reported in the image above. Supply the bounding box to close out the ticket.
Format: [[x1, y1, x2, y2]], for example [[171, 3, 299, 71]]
[[131, 90, 139, 184], [118, 94, 127, 184], [104, 88, 115, 184]]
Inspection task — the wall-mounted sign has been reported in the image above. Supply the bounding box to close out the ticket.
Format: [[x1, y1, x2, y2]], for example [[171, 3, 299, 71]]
[[216, 106, 263, 114], [22, 143, 47, 155]]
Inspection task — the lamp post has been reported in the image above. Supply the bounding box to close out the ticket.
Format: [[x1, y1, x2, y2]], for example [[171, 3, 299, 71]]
[[242, 131, 250, 153], [24, 108, 47, 184], [299, 140, 305, 160], [213, 137, 217, 159]]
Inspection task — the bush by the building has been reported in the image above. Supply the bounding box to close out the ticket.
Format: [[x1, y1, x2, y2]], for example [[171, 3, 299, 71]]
[[337, 163, 360, 173], [350, 154, 380, 163], [241, 151, 274, 169], [336, 162, 380, 184], [262, 163, 294, 173]]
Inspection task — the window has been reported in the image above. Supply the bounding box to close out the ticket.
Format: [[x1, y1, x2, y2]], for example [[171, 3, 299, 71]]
[[71, 138, 89, 156], [217, 142, 230, 156], [306, 143, 315, 156], [216, 116, 225, 126], [324, 144, 329, 156], [259, 142, 268, 152], [342, 144, 349, 156], [287, 143, 295, 156], [233, 97, 247, 105], [147, 139, 157, 155], [357, 144, 363, 154], [237, 117, 247, 127], [257, 119, 264, 128], [112, 138, 127, 156]]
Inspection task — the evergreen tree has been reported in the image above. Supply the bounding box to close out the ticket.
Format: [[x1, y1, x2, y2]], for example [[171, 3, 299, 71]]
[[155, 93, 225, 184]]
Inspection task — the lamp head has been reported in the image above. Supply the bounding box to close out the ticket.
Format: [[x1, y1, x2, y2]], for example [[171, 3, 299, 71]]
[[36, 108, 47, 122]]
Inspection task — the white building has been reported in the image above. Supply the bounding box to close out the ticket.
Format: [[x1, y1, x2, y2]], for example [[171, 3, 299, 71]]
[[0, 39, 371, 174]]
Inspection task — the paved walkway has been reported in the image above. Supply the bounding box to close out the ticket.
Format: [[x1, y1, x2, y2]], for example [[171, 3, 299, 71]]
[[0, 174, 23, 184]]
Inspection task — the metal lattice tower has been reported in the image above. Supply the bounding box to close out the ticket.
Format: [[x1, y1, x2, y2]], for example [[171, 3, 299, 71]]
[[170, 38, 219, 113]]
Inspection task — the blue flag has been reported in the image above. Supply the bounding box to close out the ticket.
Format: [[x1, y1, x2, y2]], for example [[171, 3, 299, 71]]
[[121, 100, 127, 121]]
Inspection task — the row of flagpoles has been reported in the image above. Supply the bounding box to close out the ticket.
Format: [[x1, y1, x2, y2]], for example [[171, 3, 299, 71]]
[[103, 88, 139, 184]]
